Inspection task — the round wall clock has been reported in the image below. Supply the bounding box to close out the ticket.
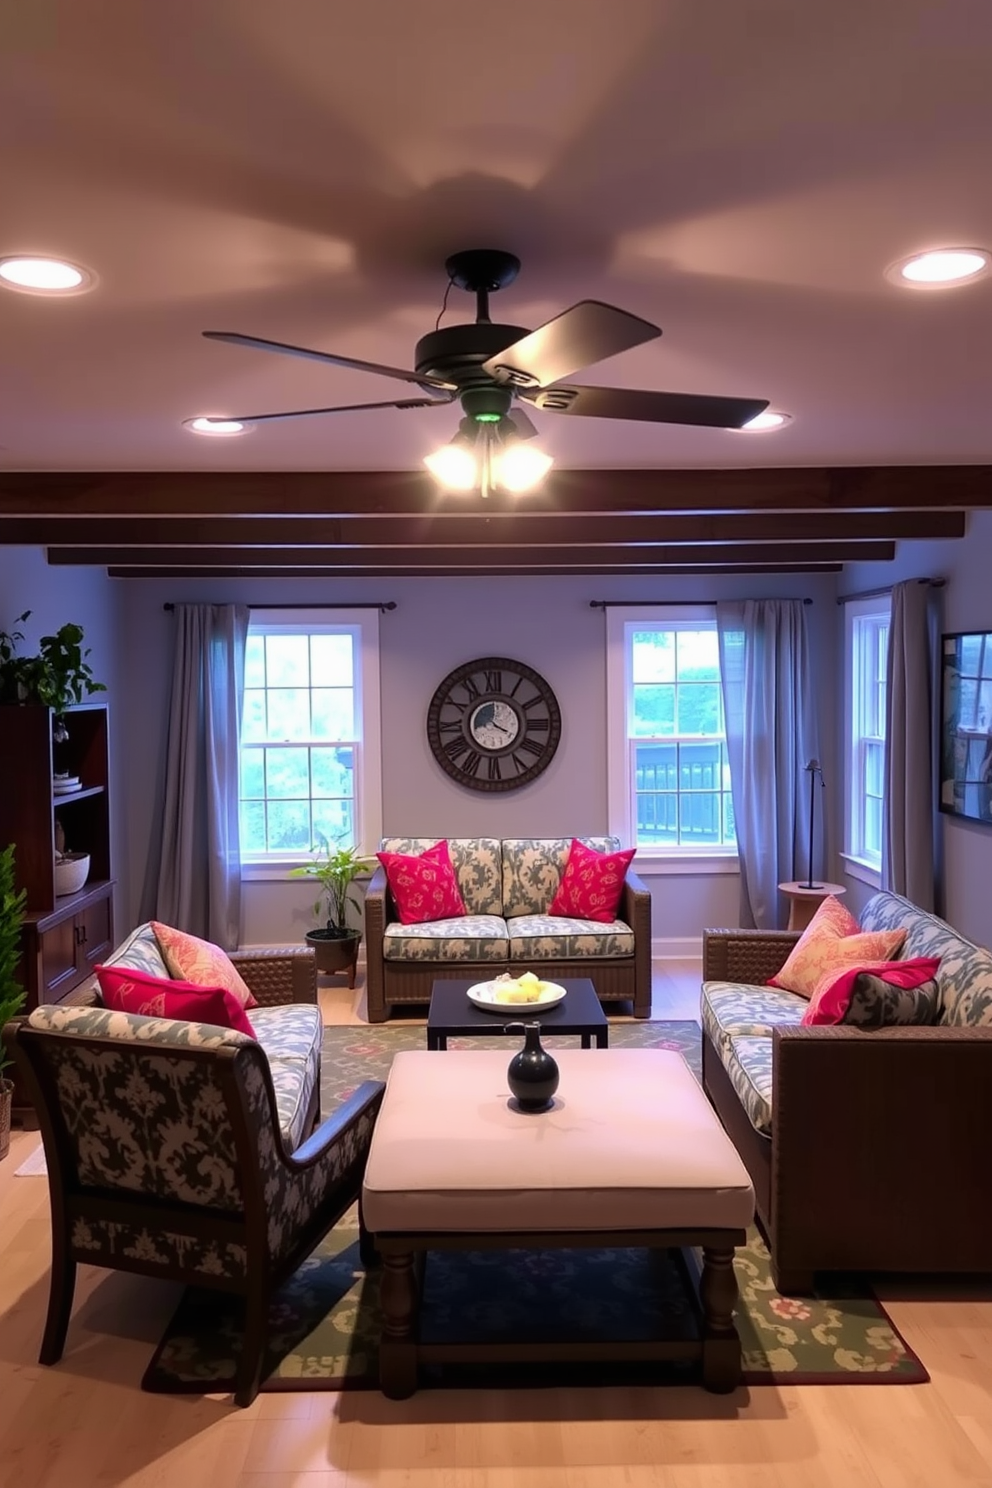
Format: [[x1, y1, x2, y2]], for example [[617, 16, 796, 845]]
[[426, 656, 562, 792]]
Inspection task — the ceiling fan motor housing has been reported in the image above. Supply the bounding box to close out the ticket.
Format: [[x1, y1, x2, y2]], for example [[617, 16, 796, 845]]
[[414, 323, 530, 401]]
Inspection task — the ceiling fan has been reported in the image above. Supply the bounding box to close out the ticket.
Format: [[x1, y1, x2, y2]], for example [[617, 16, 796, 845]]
[[202, 249, 769, 494]]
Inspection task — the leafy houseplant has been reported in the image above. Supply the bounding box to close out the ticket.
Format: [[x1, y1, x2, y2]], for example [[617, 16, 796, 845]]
[[0, 610, 107, 741], [0, 843, 28, 1161], [289, 835, 375, 980]]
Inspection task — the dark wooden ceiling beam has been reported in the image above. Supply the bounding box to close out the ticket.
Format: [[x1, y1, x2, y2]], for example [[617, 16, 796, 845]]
[[107, 563, 844, 579], [1, 467, 990, 517], [0, 510, 965, 545], [52, 541, 895, 567]]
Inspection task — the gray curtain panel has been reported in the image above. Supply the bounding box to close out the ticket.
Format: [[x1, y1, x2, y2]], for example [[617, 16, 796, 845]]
[[883, 580, 936, 910], [717, 599, 820, 929], [154, 603, 249, 947]]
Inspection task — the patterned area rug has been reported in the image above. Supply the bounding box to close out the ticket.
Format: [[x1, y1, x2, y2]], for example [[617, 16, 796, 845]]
[[142, 1021, 928, 1393]]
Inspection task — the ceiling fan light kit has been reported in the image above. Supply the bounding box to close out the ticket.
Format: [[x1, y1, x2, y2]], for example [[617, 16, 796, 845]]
[[200, 247, 770, 492], [888, 247, 991, 287], [0, 255, 94, 294]]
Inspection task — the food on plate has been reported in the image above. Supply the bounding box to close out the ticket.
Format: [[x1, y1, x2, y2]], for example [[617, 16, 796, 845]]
[[492, 970, 552, 1004]]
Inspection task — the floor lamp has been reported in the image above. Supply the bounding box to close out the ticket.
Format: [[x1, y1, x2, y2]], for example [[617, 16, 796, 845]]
[[803, 759, 825, 889]]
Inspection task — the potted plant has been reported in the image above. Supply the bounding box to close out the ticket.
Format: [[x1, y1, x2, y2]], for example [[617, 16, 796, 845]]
[[0, 844, 27, 1162], [0, 610, 106, 741], [289, 833, 375, 981]]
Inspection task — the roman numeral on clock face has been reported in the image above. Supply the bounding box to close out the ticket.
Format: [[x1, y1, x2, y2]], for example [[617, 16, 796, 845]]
[[515, 737, 545, 762], [484, 669, 502, 693]]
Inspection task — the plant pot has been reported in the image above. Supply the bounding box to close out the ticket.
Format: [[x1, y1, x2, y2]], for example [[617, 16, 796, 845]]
[[54, 851, 90, 896], [305, 929, 361, 987], [0, 1078, 12, 1162]]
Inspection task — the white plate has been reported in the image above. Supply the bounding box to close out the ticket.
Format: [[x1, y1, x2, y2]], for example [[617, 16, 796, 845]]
[[466, 980, 567, 1013]]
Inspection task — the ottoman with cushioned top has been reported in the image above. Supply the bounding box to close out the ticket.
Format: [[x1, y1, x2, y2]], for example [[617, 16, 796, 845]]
[[362, 1047, 755, 1397]]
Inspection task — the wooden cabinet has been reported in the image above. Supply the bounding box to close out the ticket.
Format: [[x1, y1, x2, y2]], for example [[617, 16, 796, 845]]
[[0, 703, 115, 1010]]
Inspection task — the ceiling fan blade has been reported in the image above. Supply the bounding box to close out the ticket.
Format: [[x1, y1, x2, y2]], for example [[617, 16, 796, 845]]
[[506, 408, 540, 440], [522, 384, 769, 429], [202, 331, 456, 391], [204, 395, 454, 425], [482, 300, 660, 389]]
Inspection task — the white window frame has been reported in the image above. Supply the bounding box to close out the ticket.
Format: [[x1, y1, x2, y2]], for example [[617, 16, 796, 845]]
[[606, 605, 739, 873], [240, 607, 382, 881], [842, 595, 891, 887]]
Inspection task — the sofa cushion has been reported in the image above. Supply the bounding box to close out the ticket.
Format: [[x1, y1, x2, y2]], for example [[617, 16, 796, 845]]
[[250, 1004, 323, 1150], [378, 837, 502, 916], [152, 922, 258, 1010], [501, 837, 621, 918], [800, 956, 941, 1026], [507, 914, 635, 960], [769, 895, 906, 999], [722, 1035, 775, 1137], [376, 840, 467, 925], [95, 963, 257, 1036], [383, 915, 509, 962], [548, 838, 636, 923], [99, 920, 173, 981], [701, 982, 807, 1060], [28, 1001, 253, 1049], [860, 890, 992, 1026]]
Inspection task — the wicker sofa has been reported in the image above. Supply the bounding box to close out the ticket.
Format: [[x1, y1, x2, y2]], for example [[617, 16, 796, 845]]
[[364, 836, 651, 1024], [701, 890, 992, 1294]]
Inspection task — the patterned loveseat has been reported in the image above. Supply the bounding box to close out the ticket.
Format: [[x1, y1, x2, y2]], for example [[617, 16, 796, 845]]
[[700, 890, 992, 1294], [4, 923, 385, 1407], [364, 836, 651, 1023]]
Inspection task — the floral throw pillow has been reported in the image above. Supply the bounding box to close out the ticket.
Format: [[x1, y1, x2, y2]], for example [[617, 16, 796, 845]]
[[769, 895, 906, 1000], [801, 956, 941, 1026], [96, 963, 257, 1036], [375, 839, 467, 926], [151, 922, 258, 1009], [548, 838, 636, 924]]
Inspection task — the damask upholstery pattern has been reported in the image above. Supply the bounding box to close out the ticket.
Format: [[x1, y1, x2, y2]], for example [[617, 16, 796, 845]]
[[250, 1005, 323, 1149], [238, 1057, 383, 1262], [860, 890, 992, 1026], [71, 1217, 247, 1279], [702, 983, 808, 1059], [377, 838, 501, 915], [506, 915, 635, 960], [86, 920, 172, 988], [722, 1035, 775, 1136], [500, 837, 621, 919], [29, 1003, 252, 1048], [383, 915, 508, 961]]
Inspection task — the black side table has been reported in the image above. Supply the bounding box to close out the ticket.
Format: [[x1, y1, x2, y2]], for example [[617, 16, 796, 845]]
[[426, 977, 609, 1050]]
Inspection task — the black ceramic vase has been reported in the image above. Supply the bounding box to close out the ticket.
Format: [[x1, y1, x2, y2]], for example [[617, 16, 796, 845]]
[[505, 1021, 560, 1112]]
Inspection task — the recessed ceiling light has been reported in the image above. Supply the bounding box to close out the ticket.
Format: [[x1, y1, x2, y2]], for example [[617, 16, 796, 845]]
[[737, 410, 791, 432], [0, 255, 94, 294], [888, 248, 991, 288], [183, 416, 251, 437]]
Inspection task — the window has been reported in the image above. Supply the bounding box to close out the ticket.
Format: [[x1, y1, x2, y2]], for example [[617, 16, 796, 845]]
[[844, 597, 890, 874], [239, 608, 381, 870], [607, 606, 736, 860]]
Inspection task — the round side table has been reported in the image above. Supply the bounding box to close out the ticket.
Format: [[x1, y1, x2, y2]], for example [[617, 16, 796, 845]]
[[777, 881, 847, 932]]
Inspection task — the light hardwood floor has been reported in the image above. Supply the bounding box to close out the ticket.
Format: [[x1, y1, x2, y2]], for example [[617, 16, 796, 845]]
[[2, 962, 991, 1488]]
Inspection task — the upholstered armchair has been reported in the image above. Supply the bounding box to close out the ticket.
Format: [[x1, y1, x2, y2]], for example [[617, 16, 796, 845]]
[[6, 1004, 384, 1407]]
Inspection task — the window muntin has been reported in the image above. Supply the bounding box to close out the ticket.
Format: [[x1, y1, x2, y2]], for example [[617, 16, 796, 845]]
[[621, 621, 735, 851], [239, 610, 380, 864], [846, 602, 890, 870]]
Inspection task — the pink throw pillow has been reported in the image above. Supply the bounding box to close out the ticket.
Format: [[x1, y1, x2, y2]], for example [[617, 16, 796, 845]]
[[801, 957, 941, 1026], [548, 839, 636, 924], [769, 895, 906, 1000], [151, 922, 258, 1009], [376, 840, 467, 926], [96, 963, 257, 1036]]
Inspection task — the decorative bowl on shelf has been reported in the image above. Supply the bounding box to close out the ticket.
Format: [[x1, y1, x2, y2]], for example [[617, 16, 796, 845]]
[[54, 851, 90, 896]]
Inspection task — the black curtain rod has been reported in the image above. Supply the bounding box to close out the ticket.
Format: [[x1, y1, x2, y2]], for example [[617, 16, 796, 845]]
[[163, 601, 397, 613], [836, 578, 945, 606], [590, 597, 812, 609]]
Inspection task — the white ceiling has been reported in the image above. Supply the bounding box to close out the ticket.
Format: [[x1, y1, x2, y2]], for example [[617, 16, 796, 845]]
[[2, 0, 992, 472]]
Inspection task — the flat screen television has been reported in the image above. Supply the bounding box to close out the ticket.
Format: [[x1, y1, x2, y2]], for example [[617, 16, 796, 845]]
[[940, 630, 992, 825]]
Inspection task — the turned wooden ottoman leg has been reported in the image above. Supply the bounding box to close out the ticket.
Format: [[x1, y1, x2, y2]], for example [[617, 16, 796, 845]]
[[699, 1242, 742, 1393], [378, 1247, 419, 1399]]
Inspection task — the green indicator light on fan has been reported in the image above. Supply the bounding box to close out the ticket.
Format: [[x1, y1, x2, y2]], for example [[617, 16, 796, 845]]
[[475, 412, 501, 423]]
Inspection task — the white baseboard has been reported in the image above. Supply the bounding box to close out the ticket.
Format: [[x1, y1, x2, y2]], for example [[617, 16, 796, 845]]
[[651, 936, 703, 960]]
